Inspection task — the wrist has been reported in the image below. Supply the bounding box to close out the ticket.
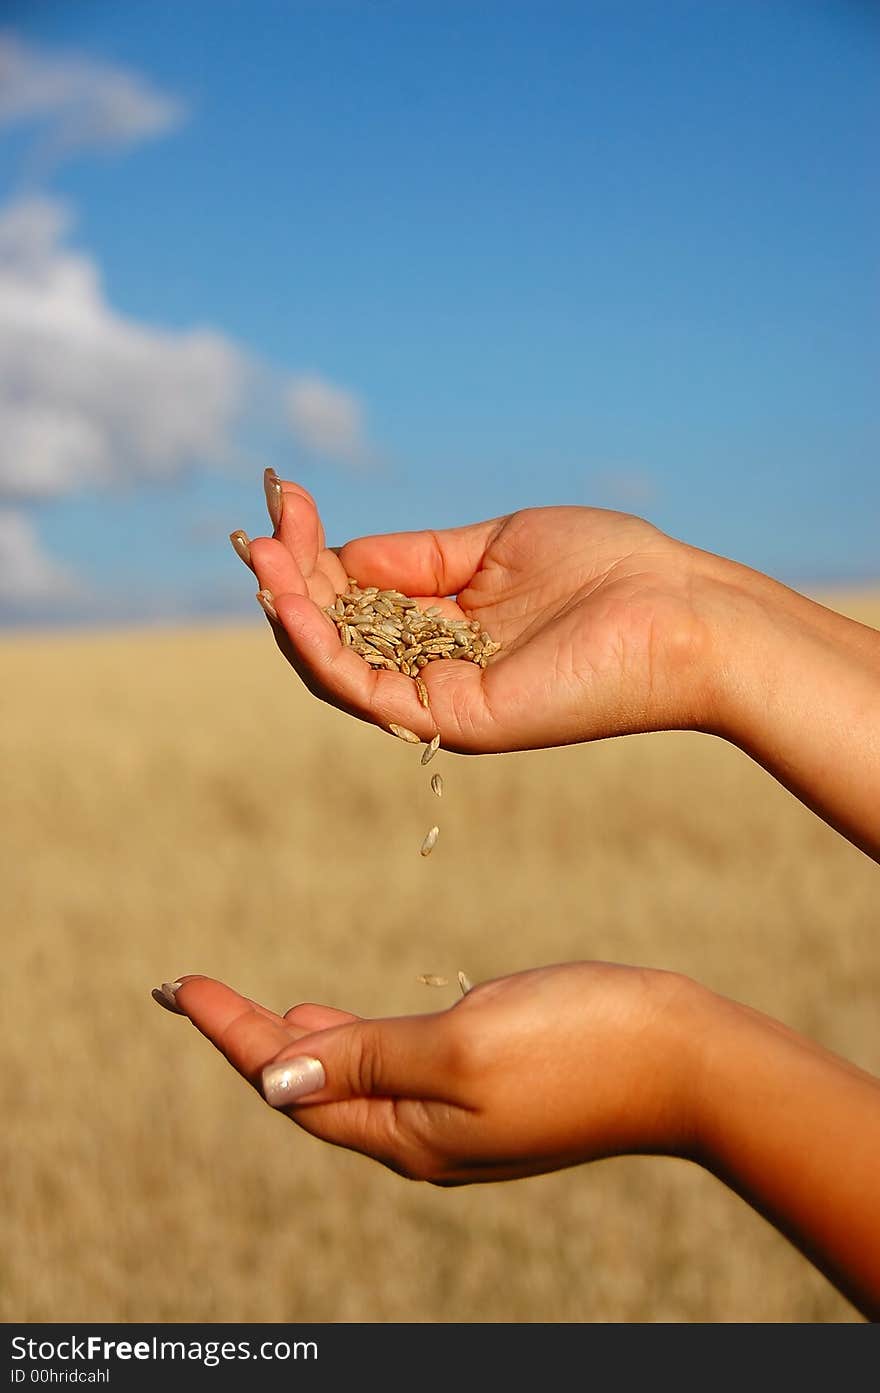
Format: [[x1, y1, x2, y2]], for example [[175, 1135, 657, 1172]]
[[685, 550, 880, 857], [674, 548, 784, 740], [628, 969, 721, 1163], [677, 548, 877, 739], [681, 984, 769, 1172], [631, 537, 790, 740], [655, 973, 796, 1173]]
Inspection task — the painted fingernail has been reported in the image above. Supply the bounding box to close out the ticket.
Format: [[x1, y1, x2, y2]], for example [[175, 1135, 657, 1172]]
[[256, 589, 279, 622], [151, 980, 185, 1016], [229, 530, 252, 567], [262, 1056, 325, 1107], [263, 468, 283, 531], [457, 971, 473, 995]]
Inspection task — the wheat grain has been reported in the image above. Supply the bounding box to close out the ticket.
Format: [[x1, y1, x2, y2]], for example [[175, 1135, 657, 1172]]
[[323, 578, 499, 698], [321, 581, 493, 857], [421, 734, 441, 765], [389, 723, 420, 744], [420, 825, 439, 857]]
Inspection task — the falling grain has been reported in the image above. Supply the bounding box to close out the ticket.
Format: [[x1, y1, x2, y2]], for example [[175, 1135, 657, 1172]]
[[420, 825, 440, 857], [320, 580, 487, 860], [389, 723, 421, 744], [421, 734, 441, 766]]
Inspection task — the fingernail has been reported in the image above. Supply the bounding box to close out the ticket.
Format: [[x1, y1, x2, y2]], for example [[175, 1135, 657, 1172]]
[[256, 589, 279, 622], [262, 1056, 325, 1107], [151, 980, 185, 1016], [457, 971, 473, 996], [263, 468, 283, 531], [229, 530, 252, 568]]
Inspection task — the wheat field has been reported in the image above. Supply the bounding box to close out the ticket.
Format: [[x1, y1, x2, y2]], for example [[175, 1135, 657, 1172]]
[[2, 591, 878, 1324]]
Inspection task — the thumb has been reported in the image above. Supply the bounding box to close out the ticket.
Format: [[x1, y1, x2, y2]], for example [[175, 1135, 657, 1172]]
[[337, 517, 504, 599], [260, 1011, 456, 1109]]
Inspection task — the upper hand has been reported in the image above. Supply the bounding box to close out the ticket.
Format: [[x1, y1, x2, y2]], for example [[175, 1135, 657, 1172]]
[[240, 476, 721, 753]]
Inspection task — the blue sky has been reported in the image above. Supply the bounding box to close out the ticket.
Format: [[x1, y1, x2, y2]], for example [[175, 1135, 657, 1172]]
[[0, 0, 877, 626]]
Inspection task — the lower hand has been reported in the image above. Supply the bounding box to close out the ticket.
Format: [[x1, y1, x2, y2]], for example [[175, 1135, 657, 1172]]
[[158, 962, 700, 1183]]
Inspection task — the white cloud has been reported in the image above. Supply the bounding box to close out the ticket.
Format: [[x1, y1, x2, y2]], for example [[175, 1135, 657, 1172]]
[[0, 31, 184, 166], [0, 508, 79, 601], [284, 376, 370, 466], [0, 196, 377, 502], [0, 31, 378, 617], [0, 195, 250, 500]]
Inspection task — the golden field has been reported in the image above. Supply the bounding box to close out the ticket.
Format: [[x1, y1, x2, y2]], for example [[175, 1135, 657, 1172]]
[[1, 590, 878, 1324]]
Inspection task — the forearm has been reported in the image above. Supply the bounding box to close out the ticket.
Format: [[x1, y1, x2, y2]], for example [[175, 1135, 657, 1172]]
[[696, 552, 880, 861], [689, 984, 880, 1321]]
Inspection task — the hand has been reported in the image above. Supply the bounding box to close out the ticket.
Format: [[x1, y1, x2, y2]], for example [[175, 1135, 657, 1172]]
[[162, 963, 699, 1184], [236, 475, 722, 753], [232, 475, 880, 860], [158, 963, 880, 1317]]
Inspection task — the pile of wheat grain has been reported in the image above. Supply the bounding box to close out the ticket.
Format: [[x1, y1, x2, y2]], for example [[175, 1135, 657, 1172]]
[[324, 578, 500, 675]]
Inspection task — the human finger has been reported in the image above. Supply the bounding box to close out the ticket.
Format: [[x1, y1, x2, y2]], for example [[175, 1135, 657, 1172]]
[[259, 1011, 460, 1110], [274, 476, 326, 550], [268, 590, 441, 738], [166, 976, 313, 1087], [273, 483, 325, 580], [283, 1003, 361, 1031], [152, 975, 286, 1029], [337, 518, 505, 599], [257, 1011, 473, 1174]]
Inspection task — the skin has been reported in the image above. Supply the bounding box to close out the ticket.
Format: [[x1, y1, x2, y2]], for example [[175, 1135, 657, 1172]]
[[246, 474, 880, 858], [159, 477, 880, 1321]]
